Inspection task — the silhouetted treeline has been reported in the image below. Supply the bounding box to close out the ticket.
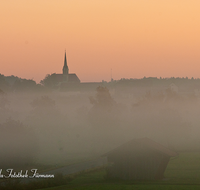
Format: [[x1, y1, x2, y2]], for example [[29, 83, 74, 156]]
[[0, 74, 43, 92], [111, 77, 200, 87], [1, 72, 200, 92]]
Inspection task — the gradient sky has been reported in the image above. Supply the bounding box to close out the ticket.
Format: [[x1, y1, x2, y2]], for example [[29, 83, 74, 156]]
[[1, 0, 200, 83]]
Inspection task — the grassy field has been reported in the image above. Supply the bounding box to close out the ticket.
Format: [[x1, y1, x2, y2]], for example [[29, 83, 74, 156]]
[[39, 152, 200, 189]]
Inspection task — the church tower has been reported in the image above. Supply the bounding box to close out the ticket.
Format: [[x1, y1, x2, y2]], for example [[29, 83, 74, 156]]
[[63, 51, 69, 82]]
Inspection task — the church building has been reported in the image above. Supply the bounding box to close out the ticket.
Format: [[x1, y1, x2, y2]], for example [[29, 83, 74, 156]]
[[55, 51, 80, 85], [54, 51, 106, 91]]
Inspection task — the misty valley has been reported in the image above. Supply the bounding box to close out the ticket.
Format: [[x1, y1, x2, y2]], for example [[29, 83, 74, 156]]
[[0, 77, 200, 165], [1, 76, 200, 189]]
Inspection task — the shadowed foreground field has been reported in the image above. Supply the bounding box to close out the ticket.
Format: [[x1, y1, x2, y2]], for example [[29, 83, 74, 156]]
[[39, 152, 200, 190]]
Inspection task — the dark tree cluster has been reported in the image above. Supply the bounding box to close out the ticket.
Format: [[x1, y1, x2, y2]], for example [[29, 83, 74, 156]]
[[0, 119, 38, 167], [89, 86, 115, 110], [0, 73, 43, 92], [40, 73, 59, 88]]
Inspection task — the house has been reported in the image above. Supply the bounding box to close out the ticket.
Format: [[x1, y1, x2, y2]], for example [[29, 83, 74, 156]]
[[103, 137, 178, 180]]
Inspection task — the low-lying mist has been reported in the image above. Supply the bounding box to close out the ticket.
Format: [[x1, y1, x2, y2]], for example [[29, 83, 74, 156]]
[[0, 86, 200, 167]]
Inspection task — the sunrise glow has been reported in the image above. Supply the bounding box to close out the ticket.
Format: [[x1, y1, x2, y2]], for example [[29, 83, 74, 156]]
[[1, 0, 200, 83]]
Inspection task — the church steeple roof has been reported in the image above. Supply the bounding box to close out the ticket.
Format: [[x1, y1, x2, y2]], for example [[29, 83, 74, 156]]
[[64, 50, 67, 67], [63, 50, 69, 75]]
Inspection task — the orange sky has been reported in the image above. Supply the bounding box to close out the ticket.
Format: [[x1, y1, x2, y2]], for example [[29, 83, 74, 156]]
[[1, 0, 200, 83]]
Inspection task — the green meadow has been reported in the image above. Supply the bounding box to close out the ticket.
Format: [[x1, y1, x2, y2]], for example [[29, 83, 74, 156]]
[[39, 152, 200, 190]]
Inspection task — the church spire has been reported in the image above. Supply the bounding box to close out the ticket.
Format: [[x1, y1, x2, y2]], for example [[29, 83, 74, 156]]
[[64, 50, 67, 67], [63, 50, 69, 81]]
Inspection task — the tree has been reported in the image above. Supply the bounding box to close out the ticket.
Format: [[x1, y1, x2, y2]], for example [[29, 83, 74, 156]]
[[30, 95, 55, 108], [88, 86, 120, 130], [12, 78, 38, 91], [0, 118, 38, 167], [89, 86, 115, 110], [30, 95, 57, 116], [40, 73, 59, 88], [0, 73, 9, 91], [0, 89, 9, 109]]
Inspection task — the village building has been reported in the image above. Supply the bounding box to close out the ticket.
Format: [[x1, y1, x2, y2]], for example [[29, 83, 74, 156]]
[[103, 137, 178, 180]]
